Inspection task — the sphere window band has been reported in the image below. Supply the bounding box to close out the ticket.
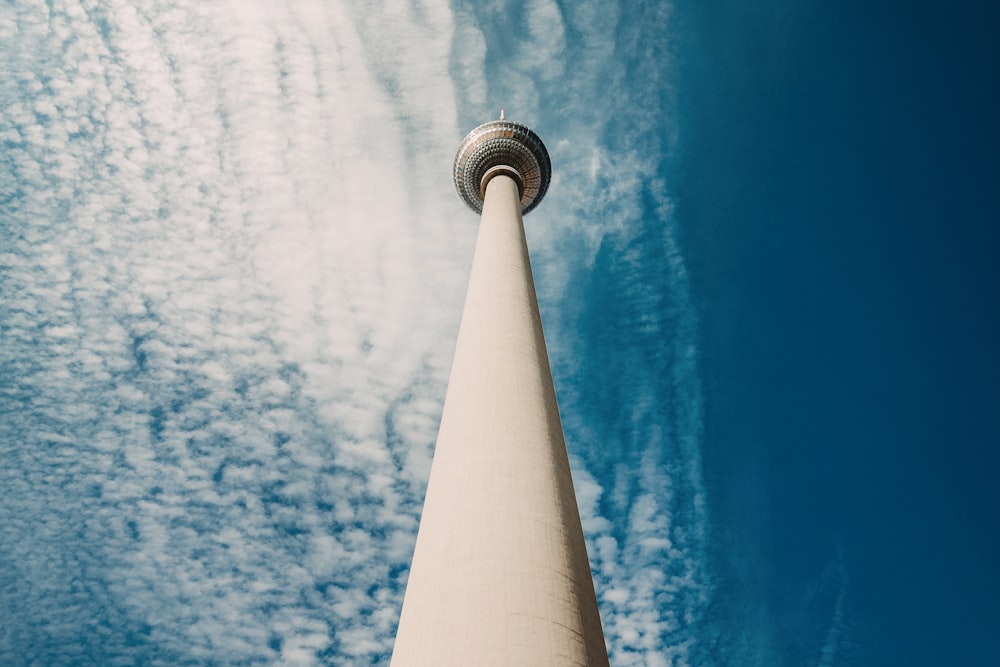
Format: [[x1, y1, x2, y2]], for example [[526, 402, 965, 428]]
[[453, 120, 552, 215]]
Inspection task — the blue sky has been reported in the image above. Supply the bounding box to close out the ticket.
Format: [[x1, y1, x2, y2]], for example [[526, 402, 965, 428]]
[[680, 0, 999, 664], [1, 0, 997, 665]]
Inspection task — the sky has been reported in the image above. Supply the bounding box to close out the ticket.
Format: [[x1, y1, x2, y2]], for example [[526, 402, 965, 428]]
[[1, 0, 997, 666]]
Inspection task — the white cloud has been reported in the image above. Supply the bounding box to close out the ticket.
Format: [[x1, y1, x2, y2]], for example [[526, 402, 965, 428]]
[[450, 1, 712, 664], [818, 552, 850, 667], [2, 0, 465, 663], [1, 0, 720, 666]]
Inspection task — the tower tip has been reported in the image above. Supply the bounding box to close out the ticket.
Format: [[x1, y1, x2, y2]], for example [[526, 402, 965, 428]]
[[500, 108, 505, 120]]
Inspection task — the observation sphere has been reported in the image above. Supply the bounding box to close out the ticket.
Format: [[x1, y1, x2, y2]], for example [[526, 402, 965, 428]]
[[453, 119, 551, 215]]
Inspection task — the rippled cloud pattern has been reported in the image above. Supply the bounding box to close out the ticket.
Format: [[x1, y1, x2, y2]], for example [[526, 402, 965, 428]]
[[1, 1, 709, 665]]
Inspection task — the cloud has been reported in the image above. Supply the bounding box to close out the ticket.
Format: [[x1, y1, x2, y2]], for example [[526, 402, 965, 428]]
[[449, 1, 710, 664], [2, 0, 465, 663], [817, 552, 850, 667], [2, 0, 715, 665]]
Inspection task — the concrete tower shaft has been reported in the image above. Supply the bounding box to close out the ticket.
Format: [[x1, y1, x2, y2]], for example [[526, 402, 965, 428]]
[[391, 120, 608, 666]]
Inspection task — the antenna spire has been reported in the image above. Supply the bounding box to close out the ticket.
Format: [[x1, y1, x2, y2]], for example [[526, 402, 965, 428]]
[[499, 108, 505, 120]]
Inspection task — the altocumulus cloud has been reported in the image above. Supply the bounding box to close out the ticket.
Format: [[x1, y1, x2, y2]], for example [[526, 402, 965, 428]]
[[2, 0, 464, 663], [459, 2, 712, 664], [1, 0, 709, 665]]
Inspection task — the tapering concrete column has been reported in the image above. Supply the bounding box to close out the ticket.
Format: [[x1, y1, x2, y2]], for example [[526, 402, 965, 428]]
[[390, 120, 609, 666]]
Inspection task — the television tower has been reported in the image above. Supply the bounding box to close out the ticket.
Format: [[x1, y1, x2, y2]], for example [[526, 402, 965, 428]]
[[390, 117, 609, 666]]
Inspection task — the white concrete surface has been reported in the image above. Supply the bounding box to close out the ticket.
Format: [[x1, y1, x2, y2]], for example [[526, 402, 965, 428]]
[[391, 175, 609, 666]]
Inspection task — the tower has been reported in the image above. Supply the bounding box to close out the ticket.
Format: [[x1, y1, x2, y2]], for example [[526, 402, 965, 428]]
[[390, 118, 609, 666]]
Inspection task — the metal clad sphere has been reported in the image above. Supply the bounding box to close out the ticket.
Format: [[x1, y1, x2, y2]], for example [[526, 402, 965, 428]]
[[453, 120, 551, 215]]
